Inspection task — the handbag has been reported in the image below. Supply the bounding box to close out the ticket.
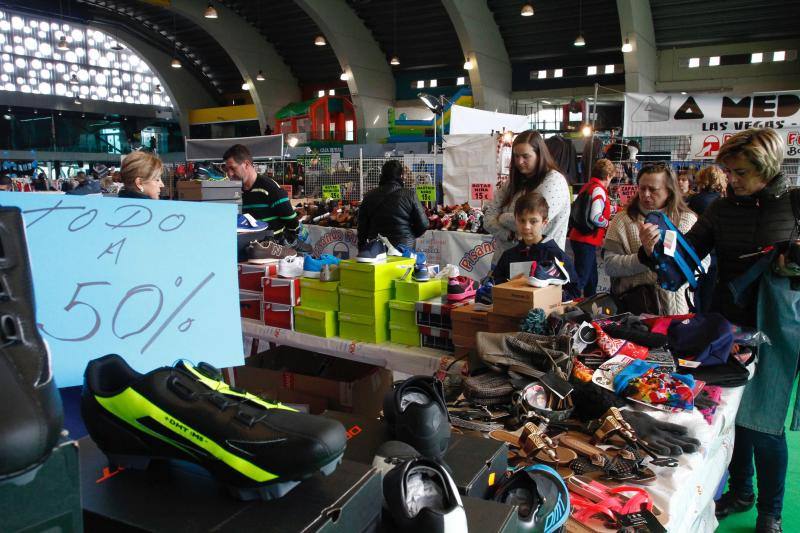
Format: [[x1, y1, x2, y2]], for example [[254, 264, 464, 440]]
[[617, 284, 662, 316]]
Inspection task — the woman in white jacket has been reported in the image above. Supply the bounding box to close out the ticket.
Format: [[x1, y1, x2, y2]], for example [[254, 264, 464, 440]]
[[484, 130, 571, 258]]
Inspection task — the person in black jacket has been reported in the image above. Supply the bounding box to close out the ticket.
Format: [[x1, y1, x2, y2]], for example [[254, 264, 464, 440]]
[[688, 165, 726, 216], [357, 160, 428, 250]]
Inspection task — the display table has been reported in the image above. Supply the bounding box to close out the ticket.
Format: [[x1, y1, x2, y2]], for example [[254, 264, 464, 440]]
[[242, 318, 454, 376]]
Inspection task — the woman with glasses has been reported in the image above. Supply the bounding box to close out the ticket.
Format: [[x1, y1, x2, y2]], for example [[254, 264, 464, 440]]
[[602, 162, 700, 315], [640, 128, 797, 533]]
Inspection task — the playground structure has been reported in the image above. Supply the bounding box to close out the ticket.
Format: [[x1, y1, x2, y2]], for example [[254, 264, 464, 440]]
[[387, 88, 473, 143], [276, 95, 357, 144]]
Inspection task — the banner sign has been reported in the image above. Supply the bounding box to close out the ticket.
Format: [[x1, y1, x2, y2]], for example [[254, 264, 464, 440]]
[[470, 183, 494, 201], [1, 193, 243, 387], [689, 130, 800, 159], [623, 92, 800, 137], [416, 185, 436, 203], [322, 184, 341, 200]]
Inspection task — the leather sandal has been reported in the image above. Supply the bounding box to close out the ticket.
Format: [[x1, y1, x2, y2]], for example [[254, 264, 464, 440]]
[[559, 432, 656, 484], [590, 407, 678, 468], [490, 422, 577, 467]]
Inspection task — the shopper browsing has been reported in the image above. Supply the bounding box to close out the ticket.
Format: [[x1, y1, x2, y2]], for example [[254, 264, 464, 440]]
[[224, 144, 299, 242], [491, 192, 579, 300], [568, 158, 615, 297], [117, 151, 164, 200], [484, 130, 571, 255]]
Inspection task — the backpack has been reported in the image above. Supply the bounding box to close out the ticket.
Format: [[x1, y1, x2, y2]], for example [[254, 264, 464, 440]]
[[568, 186, 595, 234]]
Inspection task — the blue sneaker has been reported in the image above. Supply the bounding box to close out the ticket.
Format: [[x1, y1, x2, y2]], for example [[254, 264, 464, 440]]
[[237, 214, 269, 233], [474, 278, 494, 310], [412, 253, 430, 282], [303, 254, 340, 279], [357, 238, 388, 263], [527, 260, 570, 288], [196, 164, 226, 181], [397, 245, 417, 260]]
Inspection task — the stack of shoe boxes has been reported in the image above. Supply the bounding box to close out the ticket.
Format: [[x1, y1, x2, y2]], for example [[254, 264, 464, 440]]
[[415, 296, 473, 352], [487, 278, 562, 333], [237, 261, 279, 322], [338, 257, 415, 344], [294, 277, 339, 338], [451, 304, 490, 362], [262, 274, 301, 330], [388, 277, 443, 346]]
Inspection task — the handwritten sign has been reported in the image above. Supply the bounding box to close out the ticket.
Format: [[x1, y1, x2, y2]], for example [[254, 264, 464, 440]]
[[615, 184, 639, 206], [471, 183, 493, 201], [322, 184, 341, 200], [416, 185, 436, 203], [1, 193, 243, 386]]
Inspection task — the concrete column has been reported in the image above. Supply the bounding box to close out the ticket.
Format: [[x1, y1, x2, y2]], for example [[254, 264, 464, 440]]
[[294, 0, 395, 141], [617, 0, 657, 93], [442, 0, 512, 113], [166, 0, 300, 130], [92, 22, 217, 136]]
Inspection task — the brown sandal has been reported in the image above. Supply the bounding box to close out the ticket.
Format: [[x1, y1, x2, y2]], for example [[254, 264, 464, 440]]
[[558, 432, 656, 485], [490, 422, 577, 467], [591, 408, 678, 468]]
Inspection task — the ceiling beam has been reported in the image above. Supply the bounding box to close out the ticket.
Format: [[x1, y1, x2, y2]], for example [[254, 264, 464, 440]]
[[617, 0, 657, 93]]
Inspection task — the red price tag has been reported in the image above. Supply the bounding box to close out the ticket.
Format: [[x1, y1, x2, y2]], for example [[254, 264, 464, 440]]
[[281, 184, 293, 198], [471, 183, 493, 201]]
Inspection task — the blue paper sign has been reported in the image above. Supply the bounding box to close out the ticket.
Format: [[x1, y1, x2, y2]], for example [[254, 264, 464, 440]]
[[1, 192, 244, 387]]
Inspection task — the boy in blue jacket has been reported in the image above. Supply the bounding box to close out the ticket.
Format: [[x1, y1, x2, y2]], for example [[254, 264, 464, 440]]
[[492, 191, 579, 301]]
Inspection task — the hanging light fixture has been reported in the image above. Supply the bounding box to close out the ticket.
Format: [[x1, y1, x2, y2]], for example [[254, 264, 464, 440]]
[[390, 56, 400, 66], [621, 37, 633, 53], [171, 57, 181, 68], [463, 57, 474, 70], [170, 15, 181, 68], [520, 3, 534, 16], [574, 0, 585, 47], [204, 2, 218, 19], [241, 81, 250, 91], [339, 71, 349, 81], [57, 35, 69, 50], [389, 0, 400, 66], [256, 70, 265, 81], [314, 35, 326, 46]]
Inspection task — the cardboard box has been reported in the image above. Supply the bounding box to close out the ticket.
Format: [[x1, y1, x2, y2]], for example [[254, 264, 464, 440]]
[[339, 286, 391, 317], [492, 278, 562, 317], [1, 438, 82, 532], [415, 296, 472, 330], [262, 276, 301, 306], [229, 358, 392, 417], [451, 303, 489, 349], [80, 437, 382, 533], [300, 278, 339, 311], [238, 261, 279, 292], [419, 325, 454, 352], [339, 256, 415, 291], [239, 290, 262, 321], [394, 278, 443, 302], [263, 302, 294, 330], [389, 323, 420, 347], [389, 299, 417, 328], [339, 312, 389, 344], [488, 311, 521, 333], [177, 179, 242, 201], [294, 306, 338, 338]]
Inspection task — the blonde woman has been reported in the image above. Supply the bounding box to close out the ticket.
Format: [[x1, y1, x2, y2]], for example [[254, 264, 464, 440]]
[[688, 165, 727, 215], [118, 150, 164, 200]]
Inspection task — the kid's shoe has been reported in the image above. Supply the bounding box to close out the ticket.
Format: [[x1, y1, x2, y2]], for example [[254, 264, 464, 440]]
[[278, 255, 304, 278], [447, 276, 477, 301], [237, 214, 268, 233], [528, 260, 570, 288], [303, 254, 339, 279], [357, 238, 388, 263], [82, 354, 346, 501], [412, 252, 430, 282], [473, 278, 495, 310]]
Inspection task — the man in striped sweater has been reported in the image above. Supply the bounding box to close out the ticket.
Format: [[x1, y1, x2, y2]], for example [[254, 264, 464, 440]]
[[223, 144, 299, 241]]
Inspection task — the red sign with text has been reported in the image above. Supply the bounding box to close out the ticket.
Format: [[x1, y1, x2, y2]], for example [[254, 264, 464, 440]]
[[471, 183, 493, 201]]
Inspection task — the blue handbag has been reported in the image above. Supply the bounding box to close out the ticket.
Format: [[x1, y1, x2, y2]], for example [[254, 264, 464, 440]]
[[644, 211, 706, 291]]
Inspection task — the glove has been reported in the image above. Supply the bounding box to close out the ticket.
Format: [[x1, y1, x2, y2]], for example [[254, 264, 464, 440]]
[[623, 410, 701, 456]]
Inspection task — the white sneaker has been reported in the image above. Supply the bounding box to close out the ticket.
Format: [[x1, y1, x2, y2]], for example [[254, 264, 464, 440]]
[[278, 255, 304, 278], [377, 234, 402, 257]]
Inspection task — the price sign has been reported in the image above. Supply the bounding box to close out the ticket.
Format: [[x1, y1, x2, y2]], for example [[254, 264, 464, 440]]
[[616, 184, 639, 206], [1, 193, 243, 386], [322, 184, 341, 200], [416, 185, 436, 203], [280, 184, 293, 198], [471, 183, 494, 201]]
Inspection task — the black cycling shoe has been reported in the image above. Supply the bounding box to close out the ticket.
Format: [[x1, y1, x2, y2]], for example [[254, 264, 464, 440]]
[[0, 207, 63, 480], [756, 515, 783, 533], [383, 376, 451, 459], [82, 354, 347, 501], [383, 457, 466, 532], [492, 464, 570, 533], [715, 490, 755, 518]]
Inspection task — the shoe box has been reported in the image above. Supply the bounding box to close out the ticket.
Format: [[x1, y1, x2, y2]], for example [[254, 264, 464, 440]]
[[239, 290, 263, 321], [488, 312, 521, 333], [419, 325, 455, 352], [339, 257, 415, 291], [0, 438, 82, 532], [79, 436, 382, 533], [177, 179, 242, 201], [451, 303, 490, 349], [226, 350, 392, 417], [300, 278, 340, 311], [294, 306, 338, 337], [416, 296, 472, 330], [388, 300, 420, 346], [394, 277, 444, 302], [262, 275, 301, 306], [324, 410, 509, 500], [238, 261, 279, 292], [492, 278, 562, 318]]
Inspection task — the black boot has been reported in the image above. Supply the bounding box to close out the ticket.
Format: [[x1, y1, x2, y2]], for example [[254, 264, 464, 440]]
[[756, 515, 782, 533], [715, 491, 755, 518], [0, 207, 64, 479]]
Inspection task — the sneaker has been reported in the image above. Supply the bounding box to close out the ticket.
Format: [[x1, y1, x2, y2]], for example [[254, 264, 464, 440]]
[[303, 254, 339, 279], [528, 259, 570, 288], [320, 263, 340, 282], [447, 276, 477, 301], [382, 457, 466, 531], [715, 491, 755, 518], [474, 278, 494, 311], [397, 245, 417, 260], [247, 240, 297, 263], [196, 163, 226, 181], [81, 354, 346, 501], [492, 464, 570, 533], [382, 376, 451, 459], [357, 238, 388, 263], [237, 214, 269, 233], [412, 253, 430, 282], [278, 255, 304, 278], [377, 234, 401, 257]]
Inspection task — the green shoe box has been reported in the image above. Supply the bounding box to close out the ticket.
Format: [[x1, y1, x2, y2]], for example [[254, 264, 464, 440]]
[[339, 287, 391, 317], [394, 278, 444, 302], [299, 278, 339, 311], [339, 312, 388, 344], [389, 323, 420, 347], [339, 257, 415, 291], [293, 306, 338, 337], [389, 299, 417, 328]]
